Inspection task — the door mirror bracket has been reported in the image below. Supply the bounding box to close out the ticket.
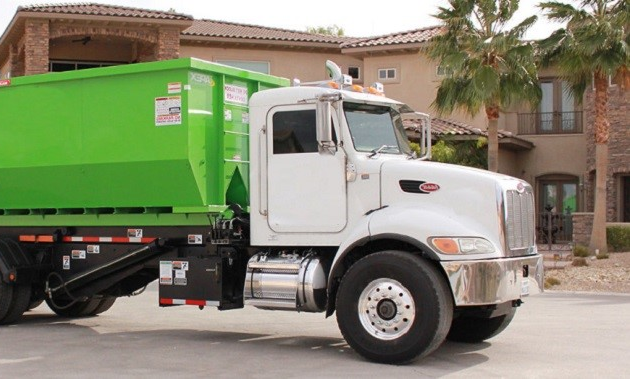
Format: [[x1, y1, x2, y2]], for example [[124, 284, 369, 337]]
[[316, 94, 339, 154]]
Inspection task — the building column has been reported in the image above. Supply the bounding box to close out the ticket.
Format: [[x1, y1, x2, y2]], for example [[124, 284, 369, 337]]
[[9, 44, 25, 77], [24, 19, 49, 75], [156, 27, 180, 61]]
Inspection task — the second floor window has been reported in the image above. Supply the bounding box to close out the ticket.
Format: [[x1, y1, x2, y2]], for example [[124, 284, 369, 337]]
[[378, 68, 396, 80], [540, 80, 578, 132], [518, 79, 583, 135]]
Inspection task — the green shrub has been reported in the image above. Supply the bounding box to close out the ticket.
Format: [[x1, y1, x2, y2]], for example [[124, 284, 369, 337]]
[[596, 253, 609, 260], [607, 226, 630, 252], [573, 245, 590, 257], [572, 257, 589, 267], [544, 277, 561, 289]]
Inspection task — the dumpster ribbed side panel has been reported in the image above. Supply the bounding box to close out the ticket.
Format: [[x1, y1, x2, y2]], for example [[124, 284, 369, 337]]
[[0, 58, 288, 226]]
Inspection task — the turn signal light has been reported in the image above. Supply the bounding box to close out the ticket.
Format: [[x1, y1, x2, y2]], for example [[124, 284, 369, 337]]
[[429, 237, 495, 255], [431, 238, 459, 254]]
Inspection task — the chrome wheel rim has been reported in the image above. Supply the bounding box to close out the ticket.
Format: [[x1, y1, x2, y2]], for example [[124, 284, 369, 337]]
[[358, 278, 415, 340]]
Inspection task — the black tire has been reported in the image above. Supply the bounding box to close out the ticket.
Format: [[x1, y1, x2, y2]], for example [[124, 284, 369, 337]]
[[446, 307, 517, 343], [0, 281, 14, 321], [0, 284, 32, 325], [336, 251, 453, 364], [90, 297, 117, 315], [28, 288, 45, 310], [28, 299, 44, 311], [46, 297, 102, 318]]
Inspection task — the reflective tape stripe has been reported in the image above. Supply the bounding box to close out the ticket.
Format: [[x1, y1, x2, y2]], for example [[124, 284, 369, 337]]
[[61, 236, 156, 244], [20, 235, 156, 244], [159, 298, 219, 307]]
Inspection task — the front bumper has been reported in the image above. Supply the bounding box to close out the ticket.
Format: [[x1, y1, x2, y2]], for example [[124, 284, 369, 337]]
[[440, 254, 543, 306]]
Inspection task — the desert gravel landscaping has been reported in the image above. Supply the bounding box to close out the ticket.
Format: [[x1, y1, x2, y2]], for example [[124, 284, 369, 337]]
[[545, 252, 630, 294]]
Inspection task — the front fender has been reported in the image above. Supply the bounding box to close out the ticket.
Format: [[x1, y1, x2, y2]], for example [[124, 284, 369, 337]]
[[326, 204, 505, 315]]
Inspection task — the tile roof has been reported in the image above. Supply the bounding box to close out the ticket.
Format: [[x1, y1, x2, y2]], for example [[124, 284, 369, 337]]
[[342, 26, 443, 49], [404, 117, 517, 139], [182, 20, 355, 44], [18, 3, 193, 21]]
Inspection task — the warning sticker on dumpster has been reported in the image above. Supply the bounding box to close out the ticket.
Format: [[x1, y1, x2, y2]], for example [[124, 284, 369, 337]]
[[155, 96, 182, 126], [71, 250, 86, 259], [160, 261, 173, 285], [167, 82, 182, 94], [63, 256, 70, 270], [172, 261, 189, 271], [224, 84, 248, 105]]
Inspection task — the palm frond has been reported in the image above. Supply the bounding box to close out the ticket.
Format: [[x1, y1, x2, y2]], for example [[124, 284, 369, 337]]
[[539, 1, 586, 22], [427, 0, 541, 117], [507, 15, 538, 39]]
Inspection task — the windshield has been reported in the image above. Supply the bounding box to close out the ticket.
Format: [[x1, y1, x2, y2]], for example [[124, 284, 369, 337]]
[[344, 102, 412, 155]]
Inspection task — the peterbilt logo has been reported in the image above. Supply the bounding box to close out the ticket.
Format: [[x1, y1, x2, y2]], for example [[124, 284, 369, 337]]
[[420, 183, 440, 192], [516, 182, 526, 193]]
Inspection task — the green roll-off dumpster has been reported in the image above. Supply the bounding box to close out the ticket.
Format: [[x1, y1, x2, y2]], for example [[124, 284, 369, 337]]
[[0, 58, 287, 226]]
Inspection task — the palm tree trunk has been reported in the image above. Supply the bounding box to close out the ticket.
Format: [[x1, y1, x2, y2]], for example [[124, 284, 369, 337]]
[[588, 72, 610, 254], [486, 105, 500, 172]]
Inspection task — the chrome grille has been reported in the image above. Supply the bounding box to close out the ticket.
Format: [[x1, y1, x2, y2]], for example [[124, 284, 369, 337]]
[[505, 189, 535, 253]]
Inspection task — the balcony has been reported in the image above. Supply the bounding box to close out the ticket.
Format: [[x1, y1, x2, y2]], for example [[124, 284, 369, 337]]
[[518, 111, 583, 135]]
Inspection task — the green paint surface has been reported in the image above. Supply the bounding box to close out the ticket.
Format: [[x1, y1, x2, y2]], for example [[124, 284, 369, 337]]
[[0, 58, 288, 226]]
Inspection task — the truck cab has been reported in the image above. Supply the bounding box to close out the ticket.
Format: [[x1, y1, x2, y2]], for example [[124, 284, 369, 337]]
[[247, 62, 543, 362]]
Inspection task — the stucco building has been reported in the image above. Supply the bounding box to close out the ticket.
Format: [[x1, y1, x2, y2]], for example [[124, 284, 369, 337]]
[[1, 3, 627, 228]]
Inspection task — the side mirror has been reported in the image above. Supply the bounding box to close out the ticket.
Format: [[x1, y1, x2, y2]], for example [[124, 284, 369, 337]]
[[316, 100, 332, 143], [402, 111, 432, 160], [316, 101, 335, 154]]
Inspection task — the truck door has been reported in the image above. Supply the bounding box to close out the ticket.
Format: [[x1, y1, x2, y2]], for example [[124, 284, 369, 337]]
[[265, 105, 347, 233]]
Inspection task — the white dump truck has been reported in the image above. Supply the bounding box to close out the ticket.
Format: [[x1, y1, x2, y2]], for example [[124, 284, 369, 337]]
[[0, 58, 542, 364]]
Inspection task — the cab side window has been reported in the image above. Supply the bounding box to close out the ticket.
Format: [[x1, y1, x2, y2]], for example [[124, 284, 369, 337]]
[[272, 110, 318, 154]]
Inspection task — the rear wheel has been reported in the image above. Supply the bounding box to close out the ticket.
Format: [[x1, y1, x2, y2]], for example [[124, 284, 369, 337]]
[[0, 284, 32, 325], [91, 297, 117, 315], [336, 251, 453, 364], [0, 281, 14, 321], [46, 297, 102, 318], [446, 307, 517, 343], [28, 299, 44, 311]]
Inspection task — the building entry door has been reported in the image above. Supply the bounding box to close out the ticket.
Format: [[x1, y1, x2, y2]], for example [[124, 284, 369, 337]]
[[540, 181, 578, 214], [538, 176, 579, 243]]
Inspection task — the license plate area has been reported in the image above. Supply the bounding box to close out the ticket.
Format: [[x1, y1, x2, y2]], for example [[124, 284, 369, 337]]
[[521, 265, 530, 296]]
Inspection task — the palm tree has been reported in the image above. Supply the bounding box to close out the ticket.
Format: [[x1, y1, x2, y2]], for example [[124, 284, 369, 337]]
[[425, 0, 541, 172], [539, 0, 629, 253]]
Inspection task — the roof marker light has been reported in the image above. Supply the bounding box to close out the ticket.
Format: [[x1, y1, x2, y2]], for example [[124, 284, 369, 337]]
[[351, 84, 364, 93]]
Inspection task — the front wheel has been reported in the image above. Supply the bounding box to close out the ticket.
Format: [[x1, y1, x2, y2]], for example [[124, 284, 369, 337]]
[[336, 251, 453, 364]]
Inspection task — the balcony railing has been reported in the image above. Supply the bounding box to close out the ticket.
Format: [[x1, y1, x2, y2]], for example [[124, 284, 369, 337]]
[[518, 111, 583, 135]]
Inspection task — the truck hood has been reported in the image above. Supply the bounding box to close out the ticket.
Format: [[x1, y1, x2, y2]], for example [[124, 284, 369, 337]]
[[378, 159, 531, 256]]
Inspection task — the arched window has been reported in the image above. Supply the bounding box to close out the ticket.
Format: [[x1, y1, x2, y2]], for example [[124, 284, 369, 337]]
[[537, 174, 580, 214], [536, 174, 580, 243]]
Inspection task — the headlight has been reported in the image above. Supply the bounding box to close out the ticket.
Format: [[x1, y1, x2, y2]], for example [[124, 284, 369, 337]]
[[429, 237, 495, 255]]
